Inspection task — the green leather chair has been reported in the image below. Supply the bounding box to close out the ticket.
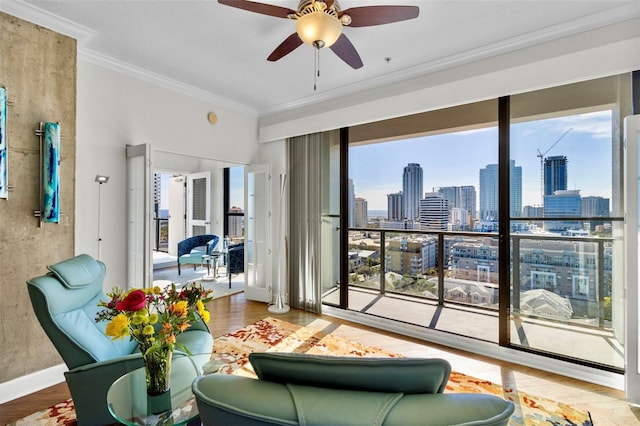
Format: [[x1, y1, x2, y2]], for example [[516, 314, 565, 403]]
[[27, 254, 214, 426], [192, 352, 515, 426]]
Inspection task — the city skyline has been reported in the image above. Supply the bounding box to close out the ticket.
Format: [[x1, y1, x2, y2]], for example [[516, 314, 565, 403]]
[[349, 110, 612, 212]]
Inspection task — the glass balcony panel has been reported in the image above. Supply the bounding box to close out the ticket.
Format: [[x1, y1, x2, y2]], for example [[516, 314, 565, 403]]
[[446, 235, 499, 309]]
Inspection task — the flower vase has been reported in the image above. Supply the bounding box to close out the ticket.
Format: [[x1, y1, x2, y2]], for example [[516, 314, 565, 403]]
[[143, 347, 173, 396]]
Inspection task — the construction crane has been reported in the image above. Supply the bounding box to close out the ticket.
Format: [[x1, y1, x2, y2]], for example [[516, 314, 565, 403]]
[[536, 128, 572, 207]]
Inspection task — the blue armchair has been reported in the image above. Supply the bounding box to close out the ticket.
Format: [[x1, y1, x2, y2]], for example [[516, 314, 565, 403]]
[[27, 254, 214, 426], [227, 242, 244, 289], [177, 234, 219, 275]]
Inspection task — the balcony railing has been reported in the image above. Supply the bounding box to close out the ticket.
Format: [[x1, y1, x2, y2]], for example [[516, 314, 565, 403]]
[[346, 226, 614, 329], [154, 218, 169, 252]]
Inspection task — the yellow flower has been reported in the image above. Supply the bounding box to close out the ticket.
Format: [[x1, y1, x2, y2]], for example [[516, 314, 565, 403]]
[[105, 314, 130, 340], [148, 313, 159, 324], [170, 301, 188, 317], [196, 300, 210, 323], [143, 325, 155, 335]]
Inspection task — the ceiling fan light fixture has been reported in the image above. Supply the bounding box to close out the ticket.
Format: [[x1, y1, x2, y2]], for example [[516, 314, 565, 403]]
[[295, 11, 342, 48]]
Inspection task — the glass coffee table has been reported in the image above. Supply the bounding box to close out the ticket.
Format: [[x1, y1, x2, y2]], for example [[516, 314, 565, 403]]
[[107, 354, 211, 426]]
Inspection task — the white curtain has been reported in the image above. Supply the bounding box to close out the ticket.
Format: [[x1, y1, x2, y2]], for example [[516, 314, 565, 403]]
[[288, 132, 326, 312]]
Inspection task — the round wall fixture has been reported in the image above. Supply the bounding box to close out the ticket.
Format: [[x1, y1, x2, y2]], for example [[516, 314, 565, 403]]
[[207, 112, 218, 124]]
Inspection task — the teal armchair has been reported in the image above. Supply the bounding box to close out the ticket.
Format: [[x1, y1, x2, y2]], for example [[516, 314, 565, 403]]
[[193, 352, 515, 426], [177, 234, 219, 275], [27, 254, 214, 426]]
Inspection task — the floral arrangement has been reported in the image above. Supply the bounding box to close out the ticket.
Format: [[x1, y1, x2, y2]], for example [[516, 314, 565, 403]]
[[96, 282, 213, 351], [95, 282, 213, 395]]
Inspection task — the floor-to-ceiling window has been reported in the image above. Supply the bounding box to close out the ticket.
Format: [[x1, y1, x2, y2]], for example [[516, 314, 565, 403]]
[[322, 72, 633, 372], [508, 74, 630, 370], [224, 166, 245, 244]]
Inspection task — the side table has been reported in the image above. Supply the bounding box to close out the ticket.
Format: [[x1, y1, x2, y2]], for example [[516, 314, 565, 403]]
[[107, 354, 210, 426]]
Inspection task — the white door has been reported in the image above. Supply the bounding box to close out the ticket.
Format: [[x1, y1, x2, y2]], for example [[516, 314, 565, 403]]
[[187, 171, 211, 236], [126, 143, 152, 289], [168, 176, 186, 256], [244, 164, 271, 302], [624, 114, 640, 404]]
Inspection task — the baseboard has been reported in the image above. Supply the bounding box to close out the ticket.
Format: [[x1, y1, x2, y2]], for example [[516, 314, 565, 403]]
[[0, 363, 66, 404]]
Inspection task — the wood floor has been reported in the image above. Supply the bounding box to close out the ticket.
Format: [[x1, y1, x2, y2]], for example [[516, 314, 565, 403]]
[[2, 292, 640, 425]]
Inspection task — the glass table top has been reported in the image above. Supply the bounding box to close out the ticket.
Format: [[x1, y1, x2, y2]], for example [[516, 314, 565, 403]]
[[107, 353, 211, 426]]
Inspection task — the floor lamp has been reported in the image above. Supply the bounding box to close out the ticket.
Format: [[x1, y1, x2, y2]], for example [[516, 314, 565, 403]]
[[269, 173, 290, 314], [95, 175, 109, 260]]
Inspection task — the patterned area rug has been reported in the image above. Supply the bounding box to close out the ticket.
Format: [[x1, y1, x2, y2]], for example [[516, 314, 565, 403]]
[[8, 317, 593, 426]]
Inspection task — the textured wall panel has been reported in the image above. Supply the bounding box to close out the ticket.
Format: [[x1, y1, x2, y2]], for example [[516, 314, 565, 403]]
[[0, 12, 76, 383]]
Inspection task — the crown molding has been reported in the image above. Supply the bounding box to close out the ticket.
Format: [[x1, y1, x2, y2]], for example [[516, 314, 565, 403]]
[[1, 0, 258, 117], [78, 49, 258, 116], [0, 0, 95, 44]]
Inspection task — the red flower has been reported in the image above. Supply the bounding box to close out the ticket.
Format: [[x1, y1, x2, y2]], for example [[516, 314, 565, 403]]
[[116, 289, 147, 311]]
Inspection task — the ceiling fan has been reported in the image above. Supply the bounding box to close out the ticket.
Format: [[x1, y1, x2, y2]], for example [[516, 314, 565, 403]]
[[218, 0, 420, 69]]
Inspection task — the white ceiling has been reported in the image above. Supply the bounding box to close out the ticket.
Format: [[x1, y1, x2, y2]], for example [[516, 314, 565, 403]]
[[3, 0, 640, 116]]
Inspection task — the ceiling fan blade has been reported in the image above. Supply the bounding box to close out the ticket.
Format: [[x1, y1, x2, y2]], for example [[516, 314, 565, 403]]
[[218, 0, 295, 19], [340, 6, 419, 27], [329, 34, 363, 69], [267, 33, 304, 62]]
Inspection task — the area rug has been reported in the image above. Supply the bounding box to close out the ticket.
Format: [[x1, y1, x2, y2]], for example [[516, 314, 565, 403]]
[[7, 317, 593, 426]]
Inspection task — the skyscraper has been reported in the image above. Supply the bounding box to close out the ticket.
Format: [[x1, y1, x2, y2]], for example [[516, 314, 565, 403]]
[[479, 160, 522, 220], [402, 163, 423, 221], [229, 206, 244, 238], [460, 185, 477, 220], [354, 197, 368, 228], [437, 186, 460, 214], [348, 178, 355, 227], [387, 191, 403, 221], [544, 155, 568, 196], [419, 192, 448, 231]]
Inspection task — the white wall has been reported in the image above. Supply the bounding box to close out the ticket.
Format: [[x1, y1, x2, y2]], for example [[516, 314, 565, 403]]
[[76, 61, 259, 286]]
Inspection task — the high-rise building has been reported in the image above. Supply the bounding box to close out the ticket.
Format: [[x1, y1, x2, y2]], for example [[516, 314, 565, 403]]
[[438, 185, 477, 223], [460, 186, 477, 220], [437, 186, 460, 213], [581, 195, 610, 231], [544, 189, 581, 232], [354, 197, 368, 228], [229, 206, 244, 238], [544, 155, 568, 196], [581, 196, 610, 217], [387, 191, 403, 221], [153, 173, 162, 217], [348, 178, 355, 227], [402, 163, 423, 221], [479, 160, 522, 220], [419, 192, 448, 231]]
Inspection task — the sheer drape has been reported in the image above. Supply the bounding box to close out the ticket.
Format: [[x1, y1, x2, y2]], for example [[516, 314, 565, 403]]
[[288, 132, 325, 312]]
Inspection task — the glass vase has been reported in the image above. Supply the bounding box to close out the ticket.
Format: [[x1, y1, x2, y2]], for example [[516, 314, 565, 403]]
[[143, 347, 173, 396]]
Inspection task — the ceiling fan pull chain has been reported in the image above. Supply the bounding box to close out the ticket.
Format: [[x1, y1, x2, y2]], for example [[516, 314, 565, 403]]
[[314, 47, 319, 91]]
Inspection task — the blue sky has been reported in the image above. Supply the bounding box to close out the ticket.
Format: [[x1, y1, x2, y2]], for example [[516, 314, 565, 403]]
[[349, 110, 612, 211]]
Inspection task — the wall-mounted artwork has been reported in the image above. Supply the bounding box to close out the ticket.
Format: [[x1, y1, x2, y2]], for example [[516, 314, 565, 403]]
[[0, 87, 7, 199], [42, 122, 60, 223]]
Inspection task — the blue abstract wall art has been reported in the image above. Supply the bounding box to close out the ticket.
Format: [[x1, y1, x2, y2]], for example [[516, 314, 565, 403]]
[[0, 87, 7, 199], [43, 122, 60, 223]]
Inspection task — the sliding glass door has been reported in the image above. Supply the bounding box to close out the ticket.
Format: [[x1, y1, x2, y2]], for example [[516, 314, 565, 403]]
[[508, 74, 630, 370], [325, 72, 634, 372]]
